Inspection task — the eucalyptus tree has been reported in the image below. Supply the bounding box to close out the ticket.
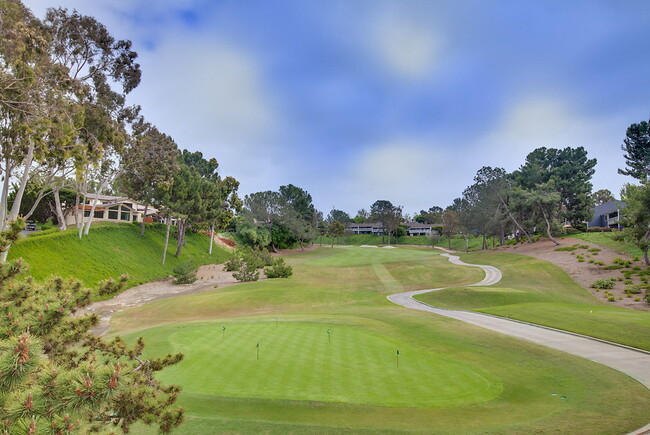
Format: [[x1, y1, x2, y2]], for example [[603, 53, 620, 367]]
[[41, 7, 141, 237]]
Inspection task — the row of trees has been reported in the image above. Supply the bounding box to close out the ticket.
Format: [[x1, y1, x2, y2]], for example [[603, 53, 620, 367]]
[[1, 1, 241, 262]]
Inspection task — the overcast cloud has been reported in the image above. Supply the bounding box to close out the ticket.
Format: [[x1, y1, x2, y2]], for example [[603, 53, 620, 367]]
[[24, 0, 650, 216]]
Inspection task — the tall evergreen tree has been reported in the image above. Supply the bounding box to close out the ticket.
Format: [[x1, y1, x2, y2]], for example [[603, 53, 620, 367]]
[[618, 119, 650, 181]]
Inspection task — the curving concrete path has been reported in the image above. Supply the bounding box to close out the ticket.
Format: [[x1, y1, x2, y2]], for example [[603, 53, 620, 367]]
[[387, 252, 650, 435]]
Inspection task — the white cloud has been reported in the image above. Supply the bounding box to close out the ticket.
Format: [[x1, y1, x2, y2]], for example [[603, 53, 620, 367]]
[[474, 93, 634, 197], [368, 10, 445, 81]]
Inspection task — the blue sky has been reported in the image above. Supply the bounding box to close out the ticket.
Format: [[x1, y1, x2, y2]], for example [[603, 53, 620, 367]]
[[25, 0, 650, 216]]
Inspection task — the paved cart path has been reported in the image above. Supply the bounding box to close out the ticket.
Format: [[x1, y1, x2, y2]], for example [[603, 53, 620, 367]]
[[387, 252, 650, 435]]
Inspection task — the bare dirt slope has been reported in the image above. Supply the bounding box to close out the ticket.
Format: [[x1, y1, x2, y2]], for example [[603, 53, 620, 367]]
[[497, 237, 649, 310], [82, 264, 240, 335]]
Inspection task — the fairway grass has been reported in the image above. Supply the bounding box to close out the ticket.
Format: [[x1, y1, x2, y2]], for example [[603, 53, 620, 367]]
[[416, 252, 650, 350], [111, 247, 650, 433]]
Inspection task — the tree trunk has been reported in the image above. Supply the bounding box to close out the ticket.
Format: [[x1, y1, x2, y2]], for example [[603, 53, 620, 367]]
[[74, 192, 80, 229], [448, 235, 452, 249], [498, 196, 532, 243], [83, 178, 111, 236], [174, 220, 185, 258], [140, 203, 149, 236], [542, 210, 560, 245], [7, 142, 34, 223], [465, 234, 469, 252], [209, 223, 214, 255], [162, 218, 171, 264], [53, 188, 67, 231], [0, 157, 13, 231], [482, 234, 487, 250]]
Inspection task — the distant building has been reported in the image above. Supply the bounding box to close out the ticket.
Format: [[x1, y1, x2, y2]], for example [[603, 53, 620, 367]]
[[64, 194, 157, 227], [346, 222, 441, 237], [587, 200, 626, 229], [347, 222, 385, 236]]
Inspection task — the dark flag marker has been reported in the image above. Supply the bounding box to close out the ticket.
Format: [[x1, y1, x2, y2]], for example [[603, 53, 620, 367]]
[[396, 349, 400, 369], [327, 328, 331, 344], [222, 326, 226, 339], [256, 343, 260, 361]]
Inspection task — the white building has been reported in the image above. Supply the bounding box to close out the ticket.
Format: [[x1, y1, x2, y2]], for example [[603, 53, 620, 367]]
[[64, 194, 157, 226]]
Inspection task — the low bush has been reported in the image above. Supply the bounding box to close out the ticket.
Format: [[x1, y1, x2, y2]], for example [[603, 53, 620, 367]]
[[233, 263, 259, 282], [587, 226, 613, 232], [587, 247, 601, 253], [625, 284, 647, 295], [604, 265, 623, 270], [555, 246, 577, 252], [264, 258, 293, 278], [173, 262, 197, 284], [591, 279, 615, 290], [224, 255, 243, 272]]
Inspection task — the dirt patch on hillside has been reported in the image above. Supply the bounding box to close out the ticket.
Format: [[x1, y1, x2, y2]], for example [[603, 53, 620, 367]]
[[81, 264, 243, 335], [497, 238, 649, 311]]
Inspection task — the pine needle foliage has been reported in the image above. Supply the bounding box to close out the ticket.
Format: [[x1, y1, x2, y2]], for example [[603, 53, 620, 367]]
[[0, 220, 184, 434]]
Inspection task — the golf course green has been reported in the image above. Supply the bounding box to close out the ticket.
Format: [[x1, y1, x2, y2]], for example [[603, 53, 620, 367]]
[[115, 246, 650, 434]]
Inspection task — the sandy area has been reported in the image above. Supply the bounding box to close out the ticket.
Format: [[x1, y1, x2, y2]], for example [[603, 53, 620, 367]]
[[496, 237, 649, 311]]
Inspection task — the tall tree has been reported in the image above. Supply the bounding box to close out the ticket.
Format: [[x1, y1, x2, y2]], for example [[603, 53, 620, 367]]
[[592, 188, 615, 205], [116, 120, 180, 236], [618, 182, 650, 265], [474, 166, 532, 243], [370, 200, 402, 244], [441, 209, 459, 249], [618, 119, 650, 181], [414, 206, 443, 224], [327, 208, 351, 224], [512, 147, 596, 226]]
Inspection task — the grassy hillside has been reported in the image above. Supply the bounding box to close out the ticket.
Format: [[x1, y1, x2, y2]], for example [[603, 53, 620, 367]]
[[416, 252, 650, 350], [111, 247, 650, 434], [9, 223, 230, 294], [569, 231, 644, 258]]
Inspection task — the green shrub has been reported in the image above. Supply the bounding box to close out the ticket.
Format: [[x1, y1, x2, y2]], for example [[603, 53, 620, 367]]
[[645, 291, 650, 304], [608, 296, 616, 302], [587, 247, 601, 253], [625, 284, 647, 295], [624, 280, 633, 285], [604, 265, 623, 270], [233, 263, 259, 282], [587, 226, 612, 232], [264, 258, 293, 278], [173, 262, 197, 284], [224, 255, 243, 272], [613, 257, 624, 265], [591, 279, 615, 290]]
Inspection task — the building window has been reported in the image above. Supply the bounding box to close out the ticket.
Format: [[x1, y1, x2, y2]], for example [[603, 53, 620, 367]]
[[94, 210, 104, 219], [108, 211, 118, 220], [84, 210, 90, 217], [120, 211, 130, 221]]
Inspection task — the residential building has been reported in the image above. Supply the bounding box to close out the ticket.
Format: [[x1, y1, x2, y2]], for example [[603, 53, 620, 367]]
[[347, 222, 385, 235], [64, 194, 157, 227], [587, 200, 626, 229]]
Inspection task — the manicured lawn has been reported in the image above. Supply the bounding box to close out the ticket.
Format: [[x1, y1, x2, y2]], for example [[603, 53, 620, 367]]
[[112, 247, 650, 434], [416, 252, 650, 350], [9, 223, 229, 294]]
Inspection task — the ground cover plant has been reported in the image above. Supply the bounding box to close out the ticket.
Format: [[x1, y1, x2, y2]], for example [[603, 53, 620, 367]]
[[109, 247, 650, 434], [416, 252, 650, 350], [8, 223, 229, 295]]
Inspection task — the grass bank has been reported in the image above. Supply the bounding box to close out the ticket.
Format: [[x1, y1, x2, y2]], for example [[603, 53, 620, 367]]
[[314, 234, 488, 251], [416, 252, 650, 350], [111, 247, 650, 434], [9, 223, 229, 295]]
